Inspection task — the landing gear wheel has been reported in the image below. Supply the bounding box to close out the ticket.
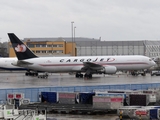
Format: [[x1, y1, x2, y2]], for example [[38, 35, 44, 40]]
[[25, 72, 38, 76], [84, 74, 92, 79], [75, 73, 83, 78], [89, 74, 92, 78], [75, 73, 79, 78], [141, 72, 146, 76], [131, 71, 138, 76], [80, 74, 83, 78], [25, 72, 29, 76]]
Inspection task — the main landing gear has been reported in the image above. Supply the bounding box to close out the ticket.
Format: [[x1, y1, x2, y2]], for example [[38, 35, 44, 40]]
[[84, 74, 92, 79], [75, 72, 92, 79], [130, 71, 146, 76], [25, 71, 48, 79], [25, 71, 38, 76], [75, 73, 83, 78]]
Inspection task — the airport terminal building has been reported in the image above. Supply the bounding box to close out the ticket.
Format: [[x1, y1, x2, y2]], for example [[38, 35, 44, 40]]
[[8, 37, 160, 58]]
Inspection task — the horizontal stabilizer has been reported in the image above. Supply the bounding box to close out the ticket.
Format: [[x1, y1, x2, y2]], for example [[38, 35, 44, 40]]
[[12, 60, 33, 66]]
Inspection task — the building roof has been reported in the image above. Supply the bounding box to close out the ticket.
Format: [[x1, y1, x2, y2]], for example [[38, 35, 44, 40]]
[[23, 37, 160, 47], [144, 40, 160, 46], [23, 37, 100, 42], [76, 40, 144, 46]]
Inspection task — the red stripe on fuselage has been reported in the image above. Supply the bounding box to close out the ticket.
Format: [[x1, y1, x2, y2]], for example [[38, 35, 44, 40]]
[[39, 62, 149, 66]]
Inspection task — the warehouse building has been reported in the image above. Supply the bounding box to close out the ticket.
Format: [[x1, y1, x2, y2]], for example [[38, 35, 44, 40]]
[[9, 38, 76, 57], [8, 37, 160, 58]]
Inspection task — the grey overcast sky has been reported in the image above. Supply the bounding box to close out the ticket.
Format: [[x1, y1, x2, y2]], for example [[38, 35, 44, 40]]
[[1, 0, 160, 42]]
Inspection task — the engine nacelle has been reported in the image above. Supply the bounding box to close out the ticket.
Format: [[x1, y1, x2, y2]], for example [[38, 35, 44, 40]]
[[104, 66, 117, 74]]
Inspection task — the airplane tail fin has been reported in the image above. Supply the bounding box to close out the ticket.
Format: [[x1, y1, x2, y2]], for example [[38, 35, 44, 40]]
[[8, 33, 38, 60]]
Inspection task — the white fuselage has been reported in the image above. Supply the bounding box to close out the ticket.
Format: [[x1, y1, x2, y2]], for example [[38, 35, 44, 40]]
[[17, 55, 155, 72], [0, 57, 26, 70]]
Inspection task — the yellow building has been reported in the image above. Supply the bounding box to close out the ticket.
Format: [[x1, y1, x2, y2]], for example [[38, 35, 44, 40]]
[[9, 38, 76, 57]]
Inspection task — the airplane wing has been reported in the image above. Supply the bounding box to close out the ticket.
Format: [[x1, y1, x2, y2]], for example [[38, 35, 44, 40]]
[[83, 62, 103, 70], [71, 62, 103, 71]]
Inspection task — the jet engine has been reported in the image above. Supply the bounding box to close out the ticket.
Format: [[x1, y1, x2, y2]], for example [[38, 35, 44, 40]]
[[104, 66, 117, 74]]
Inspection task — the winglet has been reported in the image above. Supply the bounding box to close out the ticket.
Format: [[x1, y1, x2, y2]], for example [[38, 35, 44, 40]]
[[8, 33, 38, 60]]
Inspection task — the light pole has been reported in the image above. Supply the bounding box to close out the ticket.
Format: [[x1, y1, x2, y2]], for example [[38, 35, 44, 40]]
[[74, 26, 76, 56], [71, 21, 74, 56], [74, 26, 76, 42]]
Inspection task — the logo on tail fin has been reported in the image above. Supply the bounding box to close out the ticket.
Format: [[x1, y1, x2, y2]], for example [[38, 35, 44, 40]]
[[15, 44, 26, 52]]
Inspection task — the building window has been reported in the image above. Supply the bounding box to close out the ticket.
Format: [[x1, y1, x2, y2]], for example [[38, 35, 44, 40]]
[[42, 51, 46, 53], [36, 45, 41, 47], [53, 45, 57, 47], [52, 50, 63, 53], [48, 51, 52, 53], [51, 44, 63, 47], [36, 51, 41, 53], [47, 45, 52, 47], [48, 44, 63, 47], [53, 50, 56, 53], [27, 44, 34, 48], [36, 44, 46, 47], [41, 44, 46, 47], [58, 44, 63, 47], [57, 50, 63, 53]]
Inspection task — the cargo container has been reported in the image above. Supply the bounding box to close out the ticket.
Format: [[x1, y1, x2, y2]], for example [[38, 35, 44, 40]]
[[110, 97, 124, 109], [149, 108, 160, 119], [58, 92, 76, 104], [93, 96, 123, 109], [126, 94, 156, 106], [79, 92, 95, 104], [155, 90, 160, 103], [41, 92, 57, 103], [93, 96, 111, 109]]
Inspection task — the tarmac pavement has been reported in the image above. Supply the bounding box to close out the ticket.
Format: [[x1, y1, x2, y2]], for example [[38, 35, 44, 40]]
[[0, 72, 159, 89]]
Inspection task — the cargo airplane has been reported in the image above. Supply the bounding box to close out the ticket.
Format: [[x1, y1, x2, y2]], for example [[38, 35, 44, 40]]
[[8, 33, 155, 78]]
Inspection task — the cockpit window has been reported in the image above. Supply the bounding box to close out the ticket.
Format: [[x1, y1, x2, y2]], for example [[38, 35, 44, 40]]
[[149, 59, 152, 61]]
